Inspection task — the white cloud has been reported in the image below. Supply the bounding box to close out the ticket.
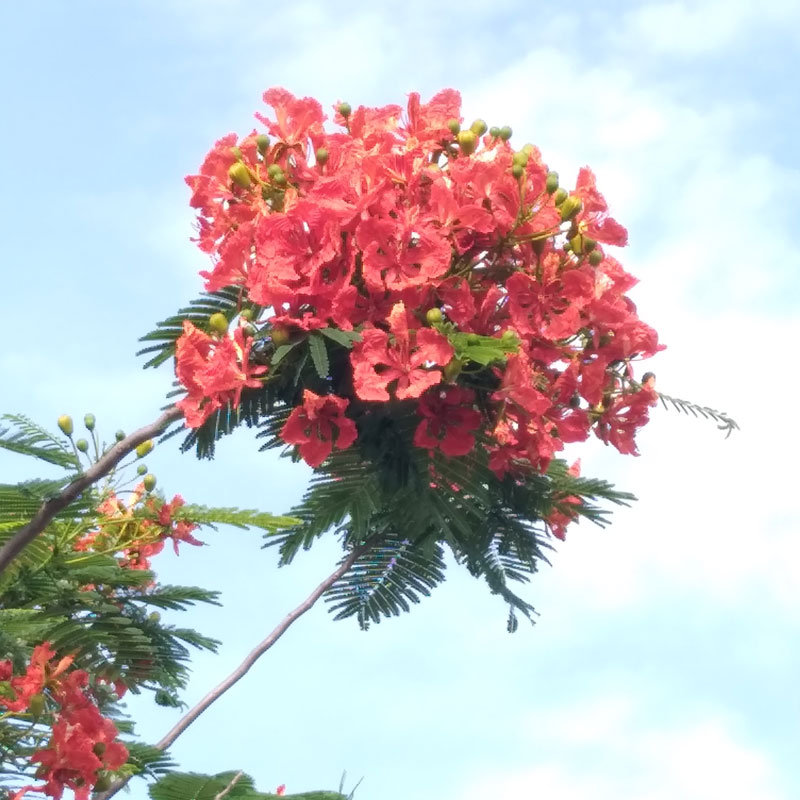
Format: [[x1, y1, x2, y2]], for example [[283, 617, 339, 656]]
[[457, 697, 786, 800]]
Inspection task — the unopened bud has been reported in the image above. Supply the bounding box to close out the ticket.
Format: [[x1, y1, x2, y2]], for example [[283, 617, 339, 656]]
[[137, 464, 147, 475], [553, 188, 569, 206], [446, 118, 461, 135], [315, 147, 329, 166], [457, 130, 478, 156], [489, 126, 500, 138], [239, 308, 254, 322], [208, 312, 228, 334], [511, 163, 525, 179], [58, 415, 74, 437], [499, 126, 513, 141], [28, 693, 45, 718], [115, 430, 126, 442], [470, 119, 488, 136], [255, 134, 270, 153], [271, 326, 290, 347], [228, 162, 252, 189], [337, 102, 352, 118], [83, 413, 96, 431], [545, 172, 559, 194], [425, 308, 443, 324], [76, 438, 89, 453], [135, 440, 154, 459], [511, 150, 529, 167], [588, 250, 603, 266], [560, 195, 583, 222], [143, 474, 157, 492], [443, 358, 464, 382]]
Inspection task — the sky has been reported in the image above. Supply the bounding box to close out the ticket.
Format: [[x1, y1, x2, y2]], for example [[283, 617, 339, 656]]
[[1, 1, 799, 798]]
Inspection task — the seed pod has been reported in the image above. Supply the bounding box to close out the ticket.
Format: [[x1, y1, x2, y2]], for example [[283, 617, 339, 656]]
[[426, 308, 443, 324], [545, 172, 559, 194], [457, 130, 478, 156], [447, 118, 461, 135], [228, 162, 252, 189], [83, 413, 96, 431], [76, 438, 89, 453], [470, 119, 488, 136], [135, 440, 154, 459], [208, 312, 228, 334], [143, 474, 157, 492], [57, 415, 74, 437]]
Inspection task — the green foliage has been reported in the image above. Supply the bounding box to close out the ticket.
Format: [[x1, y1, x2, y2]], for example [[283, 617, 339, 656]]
[[0, 414, 80, 470], [148, 771, 348, 800], [656, 390, 739, 437]]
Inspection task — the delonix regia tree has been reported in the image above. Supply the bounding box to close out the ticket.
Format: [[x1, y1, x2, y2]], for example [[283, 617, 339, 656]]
[[0, 89, 737, 800]]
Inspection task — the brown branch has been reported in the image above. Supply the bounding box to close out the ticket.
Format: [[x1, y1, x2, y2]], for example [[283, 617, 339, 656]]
[[0, 405, 183, 576], [98, 543, 367, 800]]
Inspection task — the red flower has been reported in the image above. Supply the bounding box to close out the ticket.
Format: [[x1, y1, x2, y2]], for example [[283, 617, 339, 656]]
[[276, 785, 286, 796], [414, 386, 482, 457], [175, 322, 267, 428], [351, 303, 453, 402], [281, 390, 357, 467]]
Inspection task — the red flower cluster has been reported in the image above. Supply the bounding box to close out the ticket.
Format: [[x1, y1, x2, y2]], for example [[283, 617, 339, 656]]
[[75, 489, 202, 571], [2, 645, 128, 800], [176, 88, 661, 478]]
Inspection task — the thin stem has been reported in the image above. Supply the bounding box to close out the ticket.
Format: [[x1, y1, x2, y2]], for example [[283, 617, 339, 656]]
[[97, 542, 368, 800], [0, 406, 183, 576]]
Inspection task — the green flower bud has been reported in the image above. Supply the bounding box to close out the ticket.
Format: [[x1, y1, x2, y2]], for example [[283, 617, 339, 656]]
[[560, 195, 583, 222], [255, 134, 270, 153], [115, 430, 126, 442], [337, 102, 352, 118], [239, 308, 254, 322], [426, 308, 443, 324], [522, 143, 535, 156], [228, 162, 252, 189], [137, 464, 147, 475], [58, 415, 74, 437], [315, 147, 329, 166], [447, 118, 461, 135], [457, 130, 478, 156], [270, 326, 290, 346], [501, 329, 517, 343], [230, 146, 243, 160], [511, 163, 525, 179], [94, 774, 113, 792], [267, 163, 283, 179], [135, 440, 154, 459], [83, 413, 96, 431], [545, 172, 559, 194], [148, 611, 161, 623], [443, 358, 464, 382], [499, 126, 513, 141], [76, 438, 89, 453], [553, 188, 569, 206], [470, 119, 488, 136], [28, 693, 45, 719], [143, 474, 157, 492], [209, 312, 228, 334], [511, 150, 529, 167], [588, 250, 604, 266], [489, 126, 500, 138]]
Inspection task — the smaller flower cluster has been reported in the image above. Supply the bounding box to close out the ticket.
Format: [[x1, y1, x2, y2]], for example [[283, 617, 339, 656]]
[[75, 488, 202, 571], [1, 644, 128, 800]]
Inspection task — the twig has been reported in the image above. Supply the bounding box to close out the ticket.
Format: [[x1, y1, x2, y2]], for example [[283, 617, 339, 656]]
[[97, 543, 368, 800], [0, 406, 183, 576], [214, 771, 244, 800]]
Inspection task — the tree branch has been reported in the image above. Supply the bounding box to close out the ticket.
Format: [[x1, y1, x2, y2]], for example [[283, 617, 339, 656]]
[[0, 406, 183, 576], [98, 543, 367, 800], [214, 771, 244, 800]]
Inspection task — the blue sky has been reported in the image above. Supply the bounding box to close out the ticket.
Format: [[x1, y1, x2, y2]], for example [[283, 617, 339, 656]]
[[1, 1, 799, 798]]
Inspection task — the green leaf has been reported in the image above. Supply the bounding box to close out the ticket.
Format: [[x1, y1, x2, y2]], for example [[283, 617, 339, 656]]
[[318, 328, 361, 348], [308, 334, 330, 379], [271, 341, 301, 366]]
